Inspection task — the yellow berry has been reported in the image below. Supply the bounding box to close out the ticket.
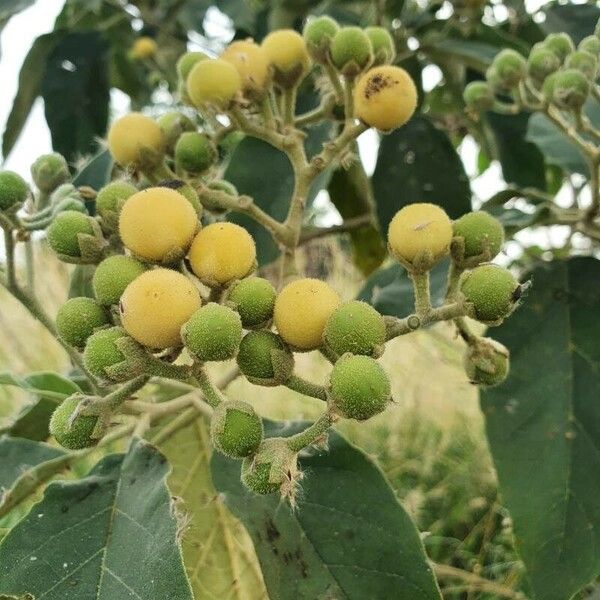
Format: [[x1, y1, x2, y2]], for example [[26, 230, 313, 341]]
[[273, 278, 340, 351], [354, 65, 417, 131], [119, 268, 201, 349], [186, 58, 241, 108], [131, 36, 158, 60], [221, 40, 269, 95], [262, 29, 310, 87], [107, 113, 165, 167], [119, 186, 198, 263], [388, 203, 452, 267], [188, 222, 256, 286]]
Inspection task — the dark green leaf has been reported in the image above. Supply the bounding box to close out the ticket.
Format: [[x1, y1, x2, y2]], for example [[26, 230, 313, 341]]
[[422, 37, 499, 73], [482, 258, 600, 600], [68, 264, 96, 299], [72, 149, 113, 191], [0, 0, 36, 21], [0, 439, 193, 600], [372, 116, 471, 234], [542, 4, 600, 44], [212, 421, 442, 600]]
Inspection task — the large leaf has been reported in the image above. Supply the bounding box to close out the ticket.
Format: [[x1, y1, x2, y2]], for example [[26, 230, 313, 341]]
[[0, 438, 193, 600], [157, 416, 266, 599], [212, 421, 442, 600], [542, 3, 600, 44], [482, 258, 600, 600], [372, 117, 471, 234], [73, 149, 113, 191]]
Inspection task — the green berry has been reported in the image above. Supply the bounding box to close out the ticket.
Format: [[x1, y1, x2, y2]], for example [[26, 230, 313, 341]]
[[330, 27, 373, 76], [83, 326, 127, 380], [210, 400, 263, 458], [460, 264, 520, 324], [177, 51, 208, 81], [544, 33, 575, 62], [329, 354, 391, 421], [55, 297, 109, 348], [241, 460, 279, 494], [463, 81, 494, 111], [0, 170, 29, 211], [240, 438, 297, 495], [236, 330, 293, 386], [527, 44, 561, 84], [175, 132, 217, 175], [155, 179, 203, 215], [227, 277, 276, 328], [464, 339, 510, 386], [579, 35, 600, 58], [49, 396, 99, 450], [565, 50, 598, 79], [202, 179, 238, 214], [552, 68, 590, 110], [157, 111, 196, 153], [303, 16, 339, 63], [96, 181, 137, 217], [453, 211, 504, 259], [92, 255, 146, 306], [31, 153, 70, 193], [182, 303, 242, 361], [47, 210, 94, 257], [323, 301, 385, 357], [491, 49, 526, 87], [364, 27, 395, 65]]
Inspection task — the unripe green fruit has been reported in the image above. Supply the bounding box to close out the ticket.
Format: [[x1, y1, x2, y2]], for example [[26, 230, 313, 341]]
[[240, 438, 297, 495], [241, 459, 280, 494], [364, 26, 395, 65], [303, 16, 339, 62], [330, 27, 373, 76], [174, 132, 217, 175], [227, 277, 276, 328], [565, 50, 598, 79], [177, 51, 208, 81], [452, 211, 504, 259], [49, 396, 98, 450], [552, 69, 590, 110], [578, 35, 600, 58], [0, 170, 29, 211], [96, 181, 137, 217], [329, 354, 391, 421], [31, 153, 70, 193], [55, 297, 109, 348], [323, 301, 385, 357], [83, 326, 128, 380], [210, 400, 263, 458], [460, 264, 520, 324], [544, 33, 575, 62], [155, 179, 203, 215], [463, 81, 494, 111], [47, 210, 94, 257], [157, 111, 196, 153], [182, 303, 242, 361], [464, 339, 509, 386], [491, 49, 526, 87], [527, 45, 561, 84], [236, 330, 293, 386], [92, 255, 146, 306]]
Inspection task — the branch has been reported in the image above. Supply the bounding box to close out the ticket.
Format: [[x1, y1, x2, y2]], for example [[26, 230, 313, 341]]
[[299, 214, 372, 243]]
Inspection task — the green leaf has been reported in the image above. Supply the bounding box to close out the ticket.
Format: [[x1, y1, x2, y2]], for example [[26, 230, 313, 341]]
[[0, 438, 193, 600], [72, 149, 113, 192], [482, 258, 600, 600], [41, 32, 110, 163], [422, 37, 499, 73], [157, 416, 266, 598], [542, 4, 600, 44], [372, 116, 471, 234], [212, 421, 442, 600], [68, 264, 96, 299]]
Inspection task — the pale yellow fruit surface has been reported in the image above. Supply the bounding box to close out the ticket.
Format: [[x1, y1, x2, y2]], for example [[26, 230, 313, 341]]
[[120, 268, 201, 349], [131, 36, 157, 59], [261, 29, 310, 73], [221, 40, 269, 92], [388, 203, 452, 264], [186, 58, 242, 108], [119, 187, 197, 262], [188, 222, 256, 285], [354, 66, 418, 131], [274, 278, 340, 351], [107, 113, 164, 166]]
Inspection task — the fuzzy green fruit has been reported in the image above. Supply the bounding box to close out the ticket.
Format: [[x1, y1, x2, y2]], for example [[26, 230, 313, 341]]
[[303, 16, 339, 62], [177, 51, 208, 81], [527, 44, 561, 84], [157, 111, 196, 153], [491, 49, 526, 87], [544, 33, 575, 62], [460, 264, 520, 324], [49, 396, 99, 450], [323, 300, 385, 357], [210, 400, 263, 458], [463, 81, 494, 111], [92, 255, 146, 306], [565, 50, 598, 79], [364, 26, 395, 65], [240, 438, 297, 495], [83, 326, 128, 380], [55, 297, 109, 348], [453, 211, 504, 259], [31, 153, 70, 193], [579, 35, 600, 57], [174, 132, 217, 175], [552, 68, 590, 110], [95, 181, 137, 217], [236, 330, 293, 386], [47, 210, 95, 257], [0, 170, 29, 211], [464, 339, 509, 386], [182, 303, 242, 361], [227, 277, 276, 328], [329, 354, 391, 421], [330, 27, 373, 76]]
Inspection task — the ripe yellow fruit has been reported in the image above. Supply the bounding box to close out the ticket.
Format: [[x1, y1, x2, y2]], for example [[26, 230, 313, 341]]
[[274, 278, 340, 351], [107, 113, 165, 167], [262, 29, 310, 85], [188, 222, 256, 286], [119, 187, 198, 263], [119, 268, 201, 349], [388, 203, 452, 267], [221, 40, 269, 94], [131, 36, 158, 60], [186, 58, 241, 108], [354, 66, 417, 131]]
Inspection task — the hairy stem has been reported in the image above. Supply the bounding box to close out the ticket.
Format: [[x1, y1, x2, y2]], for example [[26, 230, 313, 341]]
[[286, 374, 328, 401], [287, 411, 333, 452]]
